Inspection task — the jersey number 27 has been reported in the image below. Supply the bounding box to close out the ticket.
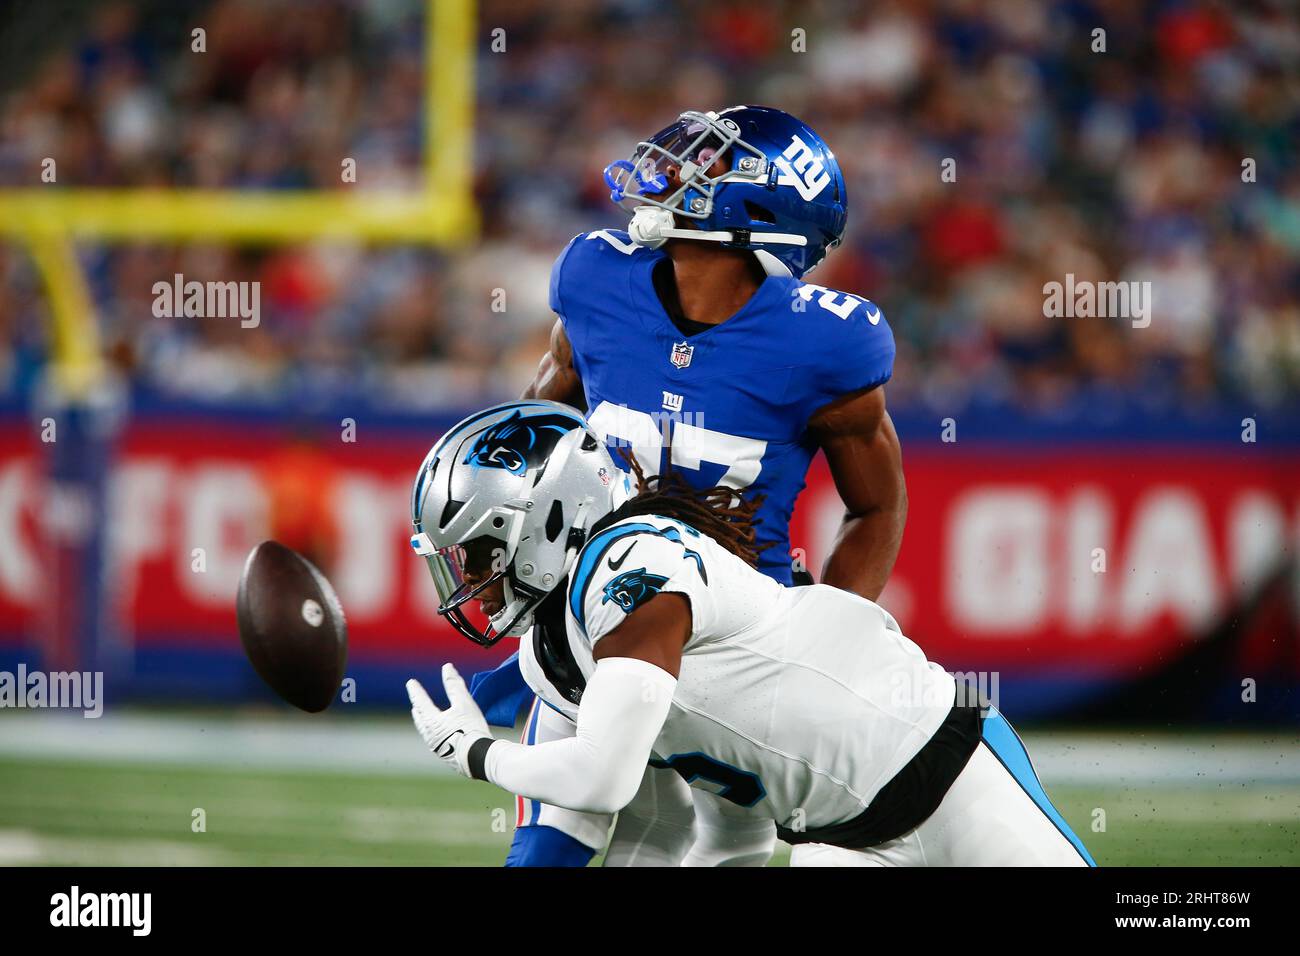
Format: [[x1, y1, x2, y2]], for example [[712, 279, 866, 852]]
[[587, 401, 767, 492]]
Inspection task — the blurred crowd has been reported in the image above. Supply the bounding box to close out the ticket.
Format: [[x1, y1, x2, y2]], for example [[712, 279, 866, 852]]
[[1, 0, 1298, 415]]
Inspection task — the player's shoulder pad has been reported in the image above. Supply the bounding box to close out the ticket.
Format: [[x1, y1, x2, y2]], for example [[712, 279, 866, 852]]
[[549, 229, 655, 318], [566, 515, 709, 642], [786, 279, 896, 396]]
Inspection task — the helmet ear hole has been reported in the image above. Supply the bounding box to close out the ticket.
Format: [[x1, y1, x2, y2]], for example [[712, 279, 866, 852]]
[[544, 499, 565, 542], [581, 432, 599, 452], [744, 201, 776, 224], [440, 499, 465, 529]]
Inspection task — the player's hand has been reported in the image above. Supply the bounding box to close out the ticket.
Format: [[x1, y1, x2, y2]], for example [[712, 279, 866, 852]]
[[406, 664, 492, 779]]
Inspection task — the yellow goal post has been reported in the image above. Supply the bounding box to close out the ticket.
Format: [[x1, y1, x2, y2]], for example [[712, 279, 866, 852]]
[[0, 0, 478, 399]]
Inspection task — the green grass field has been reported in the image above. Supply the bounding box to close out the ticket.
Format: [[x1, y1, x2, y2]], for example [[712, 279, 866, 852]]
[[0, 713, 1296, 866], [0, 757, 513, 866]]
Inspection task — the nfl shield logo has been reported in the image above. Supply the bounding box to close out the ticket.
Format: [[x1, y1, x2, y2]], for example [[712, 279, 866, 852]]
[[670, 341, 694, 369]]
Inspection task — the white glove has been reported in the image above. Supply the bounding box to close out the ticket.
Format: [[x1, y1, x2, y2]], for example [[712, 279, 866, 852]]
[[406, 663, 493, 779]]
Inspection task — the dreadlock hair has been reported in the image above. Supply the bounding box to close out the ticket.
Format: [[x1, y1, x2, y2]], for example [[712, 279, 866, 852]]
[[590, 449, 770, 569]]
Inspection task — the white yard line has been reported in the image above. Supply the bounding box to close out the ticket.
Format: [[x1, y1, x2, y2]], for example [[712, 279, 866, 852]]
[[0, 711, 1296, 785], [1026, 734, 1300, 786], [0, 711, 446, 776], [0, 828, 240, 866]]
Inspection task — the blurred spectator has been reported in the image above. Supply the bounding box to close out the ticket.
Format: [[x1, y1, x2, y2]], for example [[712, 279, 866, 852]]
[[1, 0, 1297, 414]]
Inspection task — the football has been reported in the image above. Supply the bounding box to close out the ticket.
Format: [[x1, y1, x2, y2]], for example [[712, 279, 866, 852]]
[[236, 540, 348, 713]]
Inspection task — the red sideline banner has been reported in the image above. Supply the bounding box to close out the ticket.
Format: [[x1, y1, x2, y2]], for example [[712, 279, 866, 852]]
[[0, 423, 1297, 682], [791, 447, 1298, 678]]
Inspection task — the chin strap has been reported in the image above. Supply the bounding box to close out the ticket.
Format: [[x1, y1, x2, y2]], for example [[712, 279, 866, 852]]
[[561, 498, 595, 572], [494, 496, 600, 640], [628, 206, 807, 251], [491, 580, 536, 639]]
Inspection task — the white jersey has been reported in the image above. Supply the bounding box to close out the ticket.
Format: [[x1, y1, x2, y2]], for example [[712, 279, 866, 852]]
[[519, 513, 956, 833]]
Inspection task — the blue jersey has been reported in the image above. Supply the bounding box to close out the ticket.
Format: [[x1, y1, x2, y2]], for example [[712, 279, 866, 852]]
[[551, 229, 895, 584]]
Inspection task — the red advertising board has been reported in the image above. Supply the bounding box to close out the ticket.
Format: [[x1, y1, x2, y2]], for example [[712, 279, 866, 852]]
[[790, 447, 1298, 678], [1, 420, 1297, 698]]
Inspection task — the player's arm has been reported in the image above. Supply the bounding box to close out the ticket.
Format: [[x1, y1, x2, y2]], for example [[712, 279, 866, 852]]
[[520, 318, 586, 409], [406, 593, 689, 815], [806, 384, 907, 602]]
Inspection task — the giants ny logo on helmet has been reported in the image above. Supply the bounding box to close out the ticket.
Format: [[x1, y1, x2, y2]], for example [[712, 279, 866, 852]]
[[603, 105, 848, 279], [773, 135, 831, 201]]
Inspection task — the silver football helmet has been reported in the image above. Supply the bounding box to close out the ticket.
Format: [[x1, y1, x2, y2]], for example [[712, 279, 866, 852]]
[[409, 400, 631, 647]]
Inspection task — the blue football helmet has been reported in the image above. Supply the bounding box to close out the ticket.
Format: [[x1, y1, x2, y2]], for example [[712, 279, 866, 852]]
[[603, 105, 848, 278]]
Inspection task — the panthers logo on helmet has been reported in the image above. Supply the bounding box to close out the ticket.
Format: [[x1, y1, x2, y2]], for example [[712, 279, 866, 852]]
[[602, 568, 670, 613], [463, 410, 580, 476]]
